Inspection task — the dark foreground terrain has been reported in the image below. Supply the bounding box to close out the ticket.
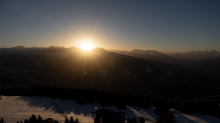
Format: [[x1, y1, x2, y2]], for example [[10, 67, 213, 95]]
[[0, 46, 219, 100]]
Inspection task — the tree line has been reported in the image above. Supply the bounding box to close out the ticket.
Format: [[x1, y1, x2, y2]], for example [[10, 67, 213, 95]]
[[1, 86, 219, 122], [0, 86, 151, 110]]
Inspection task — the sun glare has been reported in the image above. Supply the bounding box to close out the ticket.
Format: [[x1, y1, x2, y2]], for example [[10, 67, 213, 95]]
[[80, 42, 93, 51]]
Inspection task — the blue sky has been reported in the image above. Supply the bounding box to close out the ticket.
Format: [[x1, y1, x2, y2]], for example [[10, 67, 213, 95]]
[[0, 0, 220, 53]]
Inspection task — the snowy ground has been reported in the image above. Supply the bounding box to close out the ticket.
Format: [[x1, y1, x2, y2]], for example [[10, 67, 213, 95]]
[[0, 96, 220, 123]]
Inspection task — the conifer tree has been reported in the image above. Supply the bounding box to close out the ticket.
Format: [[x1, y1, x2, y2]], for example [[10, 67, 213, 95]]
[[0, 118, 4, 123], [138, 117, 145, 123], [37, 115, 43, 123], [121, 114, 125, 123], [75, 118, 79, 123], [64, 118, 69, 123], [29, 114, 37, 123], [70, 116, 74, 123], [24, 119, 29, 123]]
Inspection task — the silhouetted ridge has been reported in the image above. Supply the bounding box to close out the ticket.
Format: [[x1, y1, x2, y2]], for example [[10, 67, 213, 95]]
[[168, 50, 220, 60], [10, 46, 26, 49], [130, 49, 164, 55]]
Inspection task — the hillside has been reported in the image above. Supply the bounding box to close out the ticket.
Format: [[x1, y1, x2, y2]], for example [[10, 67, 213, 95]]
[[0, 47, 219, 100], [1, 96, 220, 123]]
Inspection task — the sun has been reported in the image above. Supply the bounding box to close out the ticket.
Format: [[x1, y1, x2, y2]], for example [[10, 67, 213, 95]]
[[80, 42, 93, 51]]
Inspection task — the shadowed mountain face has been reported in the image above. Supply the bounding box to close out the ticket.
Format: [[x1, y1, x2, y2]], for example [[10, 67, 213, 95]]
[[0, 47, 219, 100], [107, 49, 180, 65], [168, 50, 220, 60], [165, 50, 220, 79], [186, 56, 220, 79], [108, 49, 220, 80]]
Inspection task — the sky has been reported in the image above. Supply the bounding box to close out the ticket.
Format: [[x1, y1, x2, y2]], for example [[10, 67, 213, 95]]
[[0, 0, 220, 53]]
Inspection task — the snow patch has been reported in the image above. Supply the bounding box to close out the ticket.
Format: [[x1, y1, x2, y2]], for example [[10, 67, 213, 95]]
[[7, 62, 12, 65], [25, 76, 38, 82], [8, 76, 18, 78], [22, 70, 30, 73], [166, 71, 170, 76], [145, 67, 152, 73], [27, 54, 34, 59], [131, 71, 136, 74], [160, 75, 167, 78], [184, 74, 189, 78], [33, 61, 41, 65], [99, 70, 107, 75]]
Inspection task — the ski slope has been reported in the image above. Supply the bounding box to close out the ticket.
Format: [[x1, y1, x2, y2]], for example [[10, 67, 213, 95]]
[[0, 96, 219, 123]]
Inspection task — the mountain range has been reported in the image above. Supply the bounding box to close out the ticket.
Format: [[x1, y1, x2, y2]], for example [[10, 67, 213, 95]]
[[0, 46, 219, 100]]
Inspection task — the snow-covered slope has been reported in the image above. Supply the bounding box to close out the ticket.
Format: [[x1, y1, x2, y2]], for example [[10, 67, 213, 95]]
[[170, 108, 220, 123], [0, 96, 219, 123]]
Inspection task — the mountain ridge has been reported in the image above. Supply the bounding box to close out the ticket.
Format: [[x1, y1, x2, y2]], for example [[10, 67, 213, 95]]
[[0, 47, 219, 100]]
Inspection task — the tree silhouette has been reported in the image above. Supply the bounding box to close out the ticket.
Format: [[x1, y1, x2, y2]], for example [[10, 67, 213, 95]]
[[29, 114, 37, 123], [64, 118, 69, 123], [138, 117, 145, 123], [37, 115, 43, 123], [0, 118, 5, 123], [70, 117, 74, 123], [24, 119, 29, 123]]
